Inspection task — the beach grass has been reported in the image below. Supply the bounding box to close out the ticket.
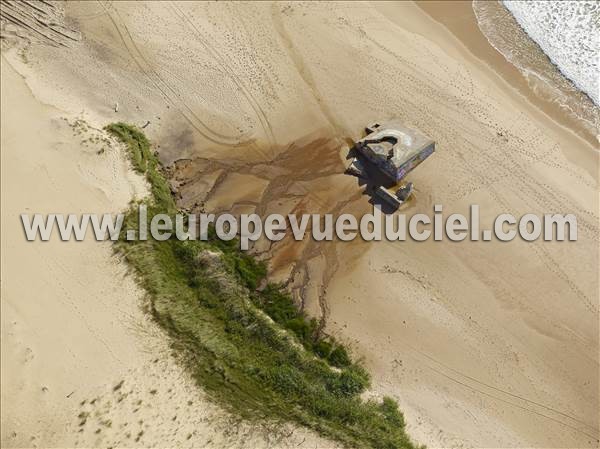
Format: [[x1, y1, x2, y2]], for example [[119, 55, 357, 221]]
[[105, 122, 420, 449]]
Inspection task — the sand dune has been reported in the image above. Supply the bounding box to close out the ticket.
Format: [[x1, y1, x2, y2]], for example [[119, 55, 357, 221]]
[[0, 57, 334, 449], [1, 1, 598, 447]]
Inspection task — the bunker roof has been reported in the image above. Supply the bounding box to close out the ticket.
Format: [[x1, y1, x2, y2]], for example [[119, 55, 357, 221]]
[[357, 121, 434, 168]]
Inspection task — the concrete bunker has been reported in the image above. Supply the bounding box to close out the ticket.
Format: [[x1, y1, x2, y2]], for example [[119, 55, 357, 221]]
[[346, 121, 435, 209]]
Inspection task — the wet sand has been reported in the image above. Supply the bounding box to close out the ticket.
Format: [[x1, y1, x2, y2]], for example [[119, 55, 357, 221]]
[[415, 0, 598, 163]]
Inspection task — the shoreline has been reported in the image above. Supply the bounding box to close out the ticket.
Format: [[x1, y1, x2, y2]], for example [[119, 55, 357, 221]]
[[411, 1, 598, 174], [502, 0, 598, 107]]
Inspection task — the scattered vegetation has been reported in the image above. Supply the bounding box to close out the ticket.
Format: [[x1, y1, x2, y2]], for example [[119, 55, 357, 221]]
[[105, 122, 420, 449]]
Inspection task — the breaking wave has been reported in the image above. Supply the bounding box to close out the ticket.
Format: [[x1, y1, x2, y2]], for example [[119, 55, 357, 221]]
[[473, 0, 599, 137], [503, 0, 598, 105]]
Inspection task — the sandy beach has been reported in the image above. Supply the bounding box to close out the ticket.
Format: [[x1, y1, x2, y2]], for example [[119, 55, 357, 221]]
[[1, 1, 598, 447], [0, 56, 334, 449]]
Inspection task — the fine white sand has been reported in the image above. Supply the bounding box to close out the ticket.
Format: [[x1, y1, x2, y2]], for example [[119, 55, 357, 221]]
[[1, 1, 597, 447], [0, 57, 335, 448]]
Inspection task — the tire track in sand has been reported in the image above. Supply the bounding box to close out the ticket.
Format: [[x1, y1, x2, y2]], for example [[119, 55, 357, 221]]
[[402, 346, 599, 442], [168, 1, 276, 157], [98, 0, 246, 146]]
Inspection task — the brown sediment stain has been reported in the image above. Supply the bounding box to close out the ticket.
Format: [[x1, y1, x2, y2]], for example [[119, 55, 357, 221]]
[[0, 0, 81, 48], [167, 131, 366, 331]]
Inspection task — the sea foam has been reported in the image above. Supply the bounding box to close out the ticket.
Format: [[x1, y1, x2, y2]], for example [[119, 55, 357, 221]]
[[503, 1, 599, 105]]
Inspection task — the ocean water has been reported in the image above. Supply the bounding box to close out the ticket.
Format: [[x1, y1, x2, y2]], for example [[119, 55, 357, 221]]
[[473, 0, 599, 137], [503, 0, 599, 105]]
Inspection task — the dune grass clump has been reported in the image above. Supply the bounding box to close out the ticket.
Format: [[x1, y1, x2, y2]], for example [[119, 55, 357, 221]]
[[105, 122, 420, 449]]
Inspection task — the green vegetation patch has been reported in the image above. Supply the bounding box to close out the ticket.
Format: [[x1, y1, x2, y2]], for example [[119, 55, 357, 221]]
[[106, 122, 420, 449]]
